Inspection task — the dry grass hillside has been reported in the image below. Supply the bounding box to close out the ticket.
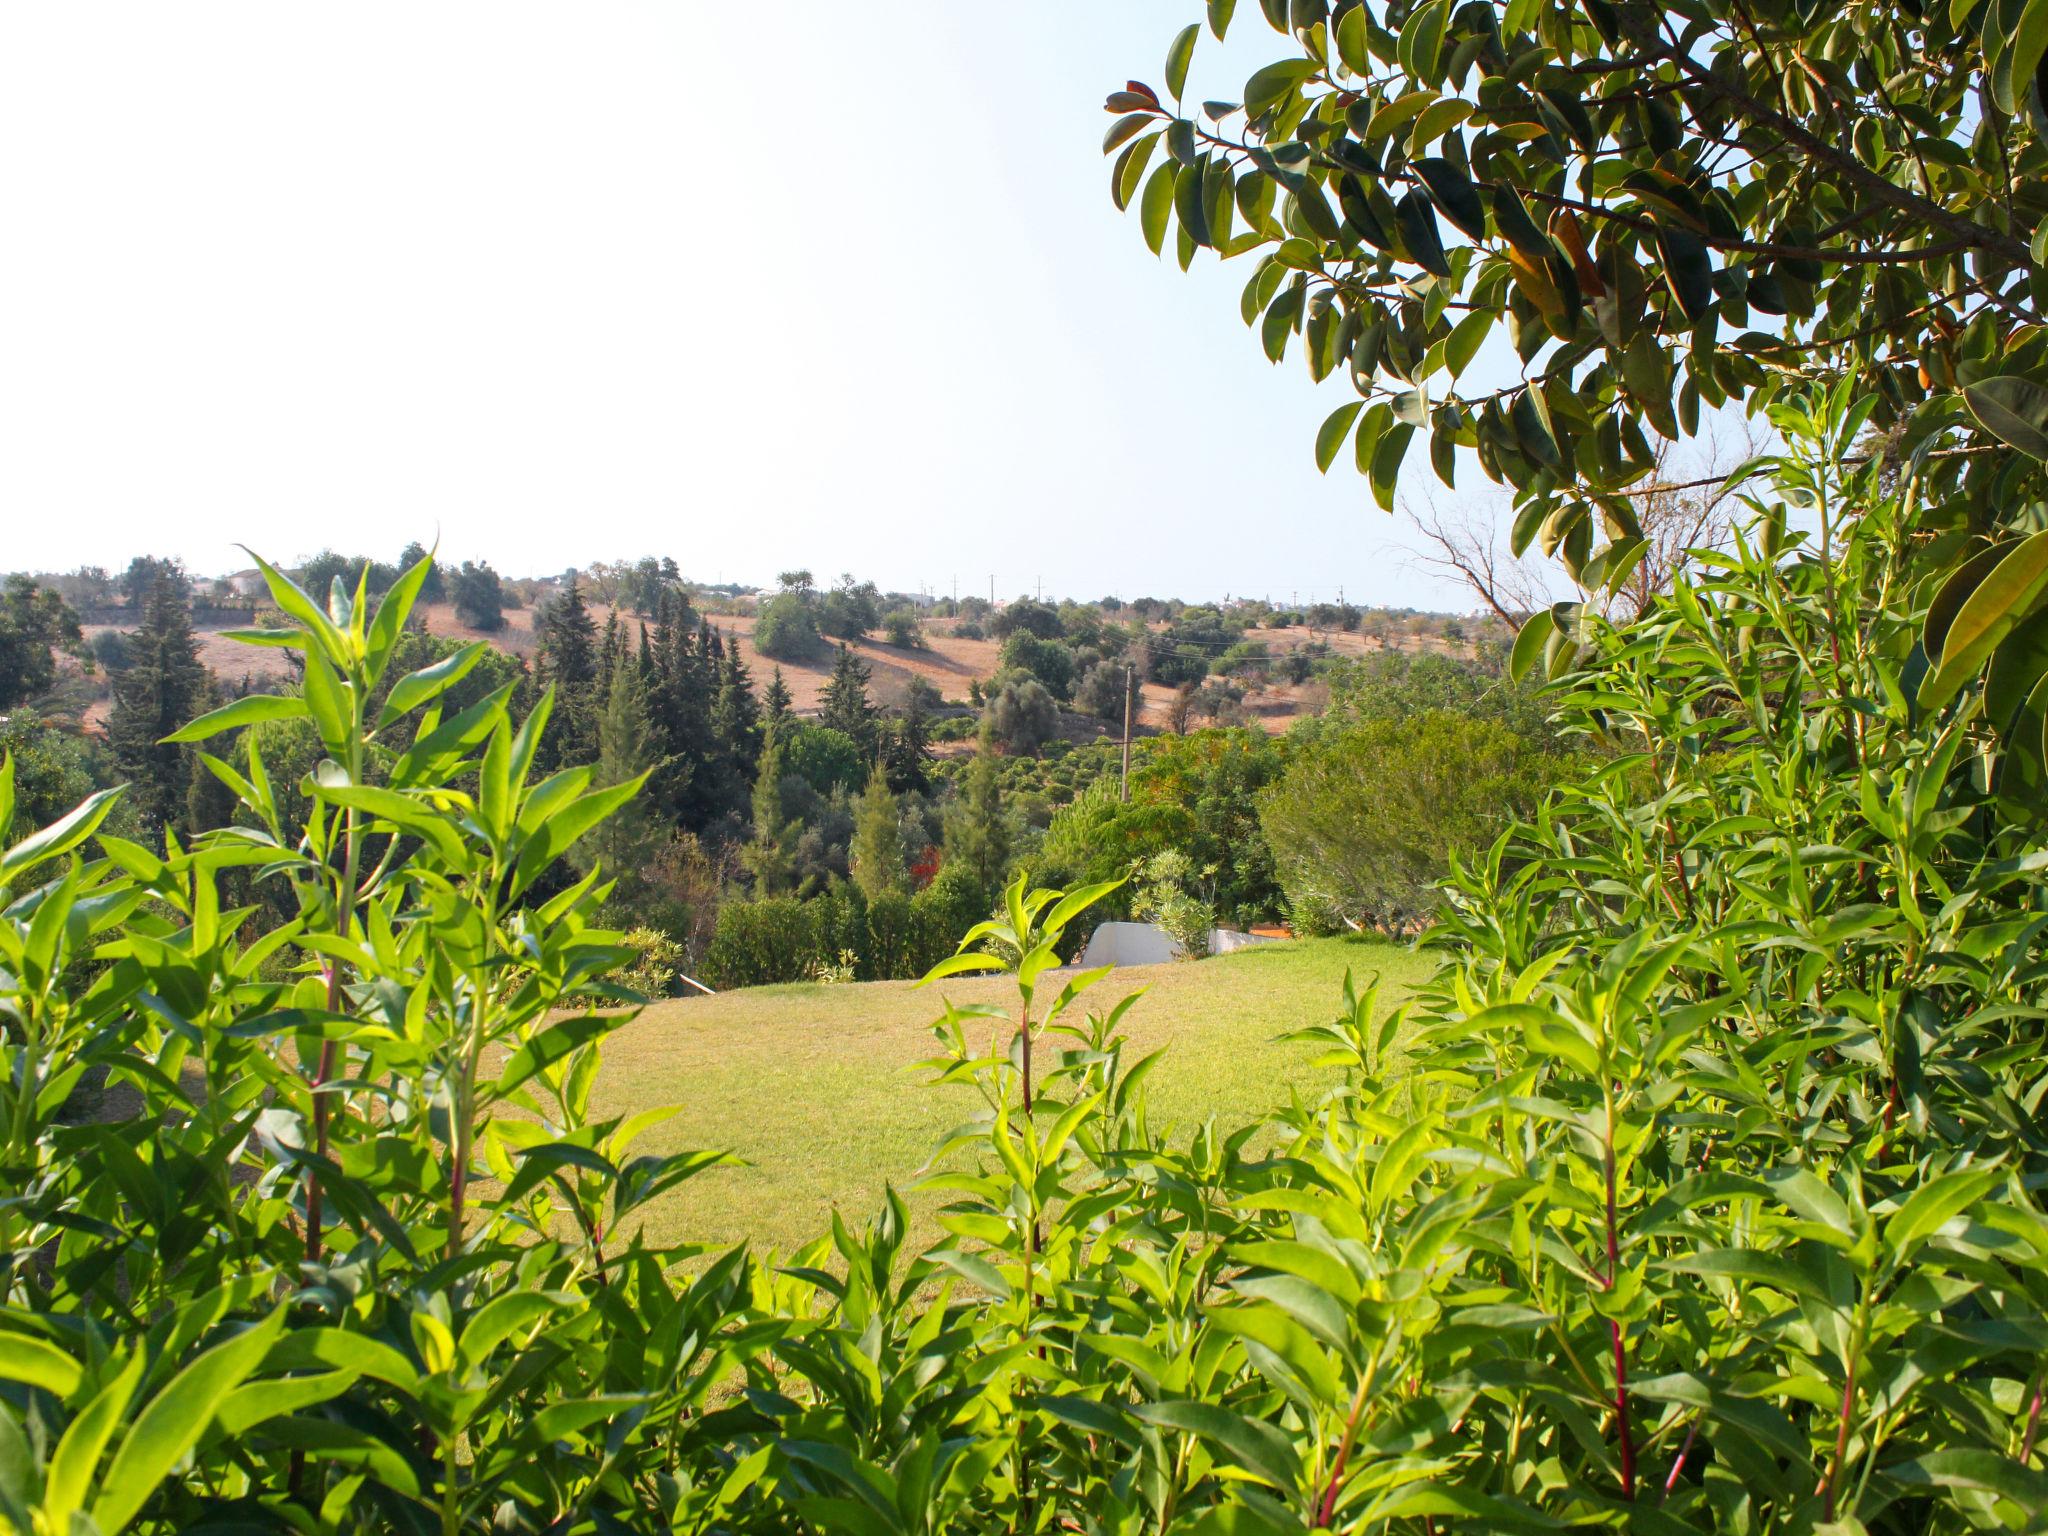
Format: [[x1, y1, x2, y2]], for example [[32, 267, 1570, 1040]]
[[69, 596, 1482, 739]]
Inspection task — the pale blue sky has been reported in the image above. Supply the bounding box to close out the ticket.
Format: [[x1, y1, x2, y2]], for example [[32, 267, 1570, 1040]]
[[0, 3, 1511, 608]]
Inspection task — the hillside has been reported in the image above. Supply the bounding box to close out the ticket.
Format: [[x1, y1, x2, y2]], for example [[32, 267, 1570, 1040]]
[[66, 590, 1484, 740]]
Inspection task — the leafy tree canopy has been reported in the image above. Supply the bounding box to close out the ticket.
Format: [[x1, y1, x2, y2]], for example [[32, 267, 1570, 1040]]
[[0, 576, 85, 711]]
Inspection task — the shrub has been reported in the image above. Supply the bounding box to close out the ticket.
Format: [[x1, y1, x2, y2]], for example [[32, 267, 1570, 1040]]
[[753, 591, 823, 660], [988, 597, 1061, 640], [450, 558, 507, 630], [998, 632, 1076, 700], [703, 894, 818, 987], [881, 606, 925, 648], [864, 889, 916, 979], [1130, 848, 1213, 959], [816, 577, 883, 641], [988, 675, 1057, 754], [616, 924, 688, 996], [781, 722, 866, 796], [1261, 709, 1556, 930]]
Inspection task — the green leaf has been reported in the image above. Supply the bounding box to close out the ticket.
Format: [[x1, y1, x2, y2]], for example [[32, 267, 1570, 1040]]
[[917, 951, 1007, 986], [1397, 0, 1450, 85], [1490, 183, 1549, 259], [2002, 0, 2048, 112], [1965, 375, 2048, 461], [1369, 421, 1414, 511], [1132, 1401, 1303, 1491], [366, 546, 435, 679], [1166, 23, 1198, 99], [1660, 1248, 1830, 1304], [1396, 189, 1451, 277], [44, 1351, 144, 1532], [162, 692, 308, 744], [1243, 57, 1319, 118], [91, 1309, 286, 1535], [1140, 162, 1175, 255], [379, 641, 487, 728], [1654, 223, 1714, 323], [1919, 529, 2048, 711], [1445, 307, 1493, 379], [1510, 609, 1556, 682], [1884, 1167, 2003, 1258], [0, 787, 123, 885], [1887, 1448, 2048, 1512], [1335, 4, 1372, 73], [1174, 159, 1213, 248], [1413, 158, 1485, 240], [925, 1247, 1011, 1299], [1104, 112, 1154, 155], [0, 1332, 83, 1396], [1925, 541, 2012, 668], [1316, 401, 1365, 472]]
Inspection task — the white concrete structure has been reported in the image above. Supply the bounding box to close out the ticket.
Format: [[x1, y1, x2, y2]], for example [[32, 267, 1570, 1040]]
[[1076, 921, 1283, 968]]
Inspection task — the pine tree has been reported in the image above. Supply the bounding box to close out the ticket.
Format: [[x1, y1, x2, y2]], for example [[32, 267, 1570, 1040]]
[[108, 575, 209, 835], [819, 645, 877, 755], [712, 636, 762, 788], [882, 682, 934, 795], [647, 589, 711, 827], [762, 667, 794, 742], [942, 721, 1010, 899], [581, 656, 661, 906], [850, 768, 908, 900], [740, 733, 796, 896], [535, 577, 601, 766]]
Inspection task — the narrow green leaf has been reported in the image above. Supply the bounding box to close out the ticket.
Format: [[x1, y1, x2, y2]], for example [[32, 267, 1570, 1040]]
[[162, 692, 307, 744]]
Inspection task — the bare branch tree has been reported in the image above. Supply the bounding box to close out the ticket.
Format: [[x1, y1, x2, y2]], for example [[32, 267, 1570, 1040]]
[[1403, 417, 1770, 624]]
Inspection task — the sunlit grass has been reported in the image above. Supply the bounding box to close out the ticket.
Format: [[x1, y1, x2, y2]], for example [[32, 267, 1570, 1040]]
[[590, 935, 1433, 1256]]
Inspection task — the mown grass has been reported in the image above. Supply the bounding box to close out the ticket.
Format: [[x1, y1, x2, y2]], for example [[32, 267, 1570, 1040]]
[[589, 936, 1433, 1256]]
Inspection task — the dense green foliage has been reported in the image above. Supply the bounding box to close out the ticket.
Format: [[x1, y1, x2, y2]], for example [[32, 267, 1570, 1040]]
[[0, 577, 85, 711], [1263, 708, 1561, 930], [10, 397, 2048, 1531]]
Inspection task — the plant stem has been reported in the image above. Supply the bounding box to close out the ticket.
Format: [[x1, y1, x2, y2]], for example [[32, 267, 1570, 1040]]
[[1819, 1291, 1871, 1521], [306, 804, 360, 1267], [2021, 1364, 2045, 1464], [1316, 1344, 1384, 1525], [1605, 1086, 1636, 1501]]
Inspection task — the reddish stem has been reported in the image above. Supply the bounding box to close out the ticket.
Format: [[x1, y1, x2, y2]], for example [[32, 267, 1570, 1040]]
[[1663, 1419, 1699, 1494], [1820, 1354, 1858, 1521], [1605, 1115, 1636, 1501], [2022, 1370, 2044, 1464]]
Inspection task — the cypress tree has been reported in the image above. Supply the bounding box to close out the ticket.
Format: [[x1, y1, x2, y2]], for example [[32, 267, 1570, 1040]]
[[942, 721, 1010, 898], [740, 733, 796, 896], [107, 575, 208, 836], [850, 768, 908, 900], [581, 655, 660, 906]]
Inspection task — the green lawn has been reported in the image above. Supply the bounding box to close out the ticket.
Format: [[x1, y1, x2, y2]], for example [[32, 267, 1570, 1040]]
[[588, 936, 1432, 1256]]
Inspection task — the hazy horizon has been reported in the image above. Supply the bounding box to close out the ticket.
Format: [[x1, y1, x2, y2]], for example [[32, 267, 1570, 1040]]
[[0, 4, 1520, 609]]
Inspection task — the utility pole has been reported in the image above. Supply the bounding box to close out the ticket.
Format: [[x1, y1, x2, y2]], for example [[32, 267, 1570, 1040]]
[[1120, 664, 1134, 804], [989, 574, 995, 607]]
